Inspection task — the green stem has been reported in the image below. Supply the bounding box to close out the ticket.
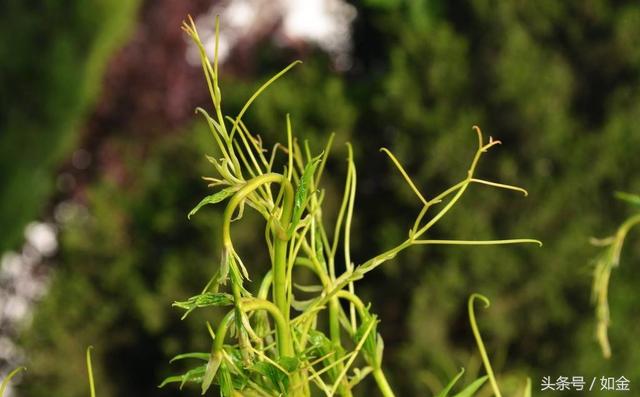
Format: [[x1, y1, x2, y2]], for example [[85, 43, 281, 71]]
[[0, 367, 26, 397], [468, 294, 502, 397], [222, 173, 293, 247], [328, 298, 353, 397], [611, 213, 640, 265], [257, 270, 273, 300], [86, 347, 96, 397], [213, 298, 293, 358], [213, 310, 236, 352], [329, 298, 342, 342], [244, 299, 292, 357], [336, 291, 395, 397], [273, 237, 290, 319], [373, 368, 395, 397], [243, 299, 305, 396], [220, 173, 294, 361]]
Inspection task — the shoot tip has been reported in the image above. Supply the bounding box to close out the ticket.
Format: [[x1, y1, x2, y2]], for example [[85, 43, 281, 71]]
[[469, 293, 491, 309]]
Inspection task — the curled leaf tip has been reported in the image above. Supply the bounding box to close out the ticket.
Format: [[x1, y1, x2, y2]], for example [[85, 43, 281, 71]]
[[469, 293, 491, 309]]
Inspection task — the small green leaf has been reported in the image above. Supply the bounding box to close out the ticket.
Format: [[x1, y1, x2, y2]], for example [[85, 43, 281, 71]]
[[158, 364, 206, 389], [451, 375, 488, 397], [291, 296, 315, 311], [169, 352, 210, 363], [615, 191, 640, 207], [252, 361, 287, 392], [172, 292, 234, 318], [306, 330, 340, 382], [375, 333, 385, 365], [436, 368, 464, 397], [188, 187, 236, 219], [293, 283, 324, 293], [201, 351, 223, 394], [158, 375, 184, 388], [278, 356, 299, 373], [355, 307, 380, 368], [288, 155, 321, 234], [217, 362, 234, 397]]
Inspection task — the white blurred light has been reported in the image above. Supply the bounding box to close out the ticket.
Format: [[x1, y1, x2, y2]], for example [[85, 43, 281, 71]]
[[282, 0, 356, 55], [24, 222, 57, 257], [188, 0, 356, 69], [3, 296, 28, 323]]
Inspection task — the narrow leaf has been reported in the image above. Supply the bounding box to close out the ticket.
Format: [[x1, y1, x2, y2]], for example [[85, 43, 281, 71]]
[[452, 376, 488, 397], [188, 187, 236, 219], [201, 351, 223, 394], [172, 292, 234, 316], [158, 364, 206, 389], [293, 283, 324, 293], [291, 297, 315, 311], [615, 191, 640, 207], [289, 155, 321, 234], [436, 368, 464, 397], [169, 352, 210, 363]]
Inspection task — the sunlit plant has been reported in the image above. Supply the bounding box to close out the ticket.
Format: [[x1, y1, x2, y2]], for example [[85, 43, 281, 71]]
[[157, 16, 541, 397], [590, 191, 640, 358]]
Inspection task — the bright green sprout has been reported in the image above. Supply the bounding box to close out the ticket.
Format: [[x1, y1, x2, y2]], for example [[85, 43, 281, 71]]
[[87, 346, 97, 397], [163, 14, 540, 397], [0, 367, 26, 397], [590, 191, 640, 358], [468, 294, 502, 397], [434, 294, 532, 397]]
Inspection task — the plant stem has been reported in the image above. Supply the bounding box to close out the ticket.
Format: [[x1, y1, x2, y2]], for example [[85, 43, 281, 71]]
[[222, 173, 293, 247], [273, 236, 290, 320], [373, 368, 395, 397], [468, 294, 502, 397], [243, 299, 292, 357], [328, 297, 353, 397]]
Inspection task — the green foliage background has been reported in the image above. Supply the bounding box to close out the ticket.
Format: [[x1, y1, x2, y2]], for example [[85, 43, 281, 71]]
[[0, 0, 140, 253], [3, 1, 640, 396]]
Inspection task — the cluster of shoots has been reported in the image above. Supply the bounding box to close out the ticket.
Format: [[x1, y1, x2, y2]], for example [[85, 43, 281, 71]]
[[0, 15, 540, 397], [590, 191, 640, 358], [156, 16, 541, 397]]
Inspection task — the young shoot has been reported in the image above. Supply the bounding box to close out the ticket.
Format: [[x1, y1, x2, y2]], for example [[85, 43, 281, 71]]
[[434, 294, 531, 397], [0, 367, 26, 397], [590, 191, 640, 358], [163, 14, 540, 397]]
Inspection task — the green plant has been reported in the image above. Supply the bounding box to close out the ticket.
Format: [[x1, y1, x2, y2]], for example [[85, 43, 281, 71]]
[[590, 191, 640, 358], [0, 367, 26, 397], [87, 347, 97, 397], [161, 16, 540, 397], [436, 294, 532, 397]]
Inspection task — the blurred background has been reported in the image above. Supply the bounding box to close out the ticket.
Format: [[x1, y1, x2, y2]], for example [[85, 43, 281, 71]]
[[1, 0, 640, 396]]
